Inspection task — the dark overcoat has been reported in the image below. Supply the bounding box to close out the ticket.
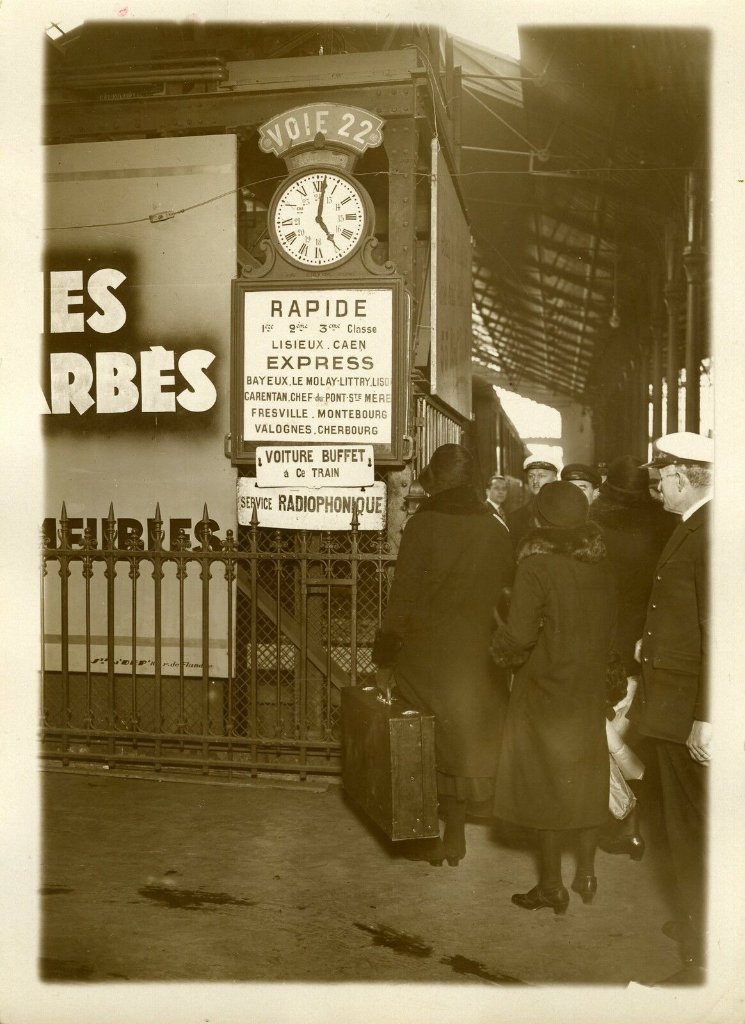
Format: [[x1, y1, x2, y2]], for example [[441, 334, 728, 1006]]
[[631, 502, 710, 742], [373, 486, 515, 781], [491, 522, 618, 830], [506, 498, 537, 550], [590, 493, 674, 675]]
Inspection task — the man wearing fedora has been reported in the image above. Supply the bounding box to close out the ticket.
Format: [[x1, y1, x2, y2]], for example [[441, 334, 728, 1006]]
[[507, 454, 558, 548], [631, 430, 712, 984]]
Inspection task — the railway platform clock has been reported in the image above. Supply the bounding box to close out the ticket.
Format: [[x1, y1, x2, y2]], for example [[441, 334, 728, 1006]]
[[270, 169, 372, 270], [231, 102, 411, 470]]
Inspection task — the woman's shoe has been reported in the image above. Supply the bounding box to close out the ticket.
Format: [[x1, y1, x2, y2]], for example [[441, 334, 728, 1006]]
[[442, 819, 466, 868], [571, 874, 598, 904], [511, 885, 569, 915], [598, 834, 645, 861], [441, 839, 466, 868]]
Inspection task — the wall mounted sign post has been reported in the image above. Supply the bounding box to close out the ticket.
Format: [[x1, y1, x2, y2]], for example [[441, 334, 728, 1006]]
[[230, 99, 408, 540]]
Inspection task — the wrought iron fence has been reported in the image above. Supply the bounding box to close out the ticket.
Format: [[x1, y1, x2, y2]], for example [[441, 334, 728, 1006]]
[[41, 502, 396, 779]]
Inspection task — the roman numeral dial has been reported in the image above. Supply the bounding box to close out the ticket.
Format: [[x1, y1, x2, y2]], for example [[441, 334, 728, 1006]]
[[271, 170, 369, 268]]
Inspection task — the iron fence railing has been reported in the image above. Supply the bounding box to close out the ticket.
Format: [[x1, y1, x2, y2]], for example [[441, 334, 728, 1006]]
[[41, 502, 396, 779]]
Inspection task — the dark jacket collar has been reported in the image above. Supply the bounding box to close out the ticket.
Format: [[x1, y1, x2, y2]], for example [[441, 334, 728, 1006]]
[[417, 485, 489, 516], [657, 500, 709, 565], [517, 521, 607, 564]]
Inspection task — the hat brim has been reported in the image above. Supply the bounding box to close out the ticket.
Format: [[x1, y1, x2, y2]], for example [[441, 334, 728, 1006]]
[[562, 474, 600, 487], [642, 454, 674, 468], [643, 454, 711, 469]]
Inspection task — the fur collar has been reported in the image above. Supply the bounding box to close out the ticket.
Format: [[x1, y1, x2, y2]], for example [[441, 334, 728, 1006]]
[[517, 521, 606, 564], [417, 485, 488, 517]]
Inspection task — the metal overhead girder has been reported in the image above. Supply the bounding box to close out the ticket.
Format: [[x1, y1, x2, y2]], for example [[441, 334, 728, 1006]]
[[44, 81, 419, 144], [478, 303, 598, 358]]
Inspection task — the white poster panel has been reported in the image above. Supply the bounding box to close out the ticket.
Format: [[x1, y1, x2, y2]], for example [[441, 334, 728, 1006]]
[[255, 444, 374, 487], [44, 135, 238, 677], [242, 287, 393, 443], [238, 479, 386, 531], [42, 565, 229, 679]]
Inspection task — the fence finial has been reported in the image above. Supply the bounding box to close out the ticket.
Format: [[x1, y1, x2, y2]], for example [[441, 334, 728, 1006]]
[[152, 503, 164, 550], [196, 504, 213, 551], [58, 502, 69, 547], [104, 503, 117, 547]]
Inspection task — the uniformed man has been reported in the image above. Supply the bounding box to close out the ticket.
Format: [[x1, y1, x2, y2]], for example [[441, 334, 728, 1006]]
[[561, 462, 601, 504], [484, 473, 509, 530], [631, 430, 712, 984], [506, 454, 558, 548]]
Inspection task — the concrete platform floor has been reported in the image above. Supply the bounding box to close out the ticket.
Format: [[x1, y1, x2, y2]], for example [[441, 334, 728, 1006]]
[[39, 764, 688, 988]]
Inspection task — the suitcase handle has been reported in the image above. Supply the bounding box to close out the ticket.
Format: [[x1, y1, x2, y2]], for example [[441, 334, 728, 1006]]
[[361, 685, 420, 714]]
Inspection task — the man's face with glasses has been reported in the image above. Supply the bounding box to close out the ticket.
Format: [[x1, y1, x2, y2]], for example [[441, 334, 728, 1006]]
[[657, 465, 685, 513]]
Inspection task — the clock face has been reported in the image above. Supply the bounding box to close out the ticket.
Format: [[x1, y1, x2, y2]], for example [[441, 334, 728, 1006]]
[[272, 171, 368, 268]]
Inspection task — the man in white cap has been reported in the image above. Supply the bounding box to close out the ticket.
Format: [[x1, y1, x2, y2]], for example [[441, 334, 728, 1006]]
[[630, 430, 712, 984], [506, 454, 558, 548]]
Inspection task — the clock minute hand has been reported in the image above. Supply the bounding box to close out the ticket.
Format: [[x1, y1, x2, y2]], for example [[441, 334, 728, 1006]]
[[315, 177, 339, 246], [316, 176, 327, 218]]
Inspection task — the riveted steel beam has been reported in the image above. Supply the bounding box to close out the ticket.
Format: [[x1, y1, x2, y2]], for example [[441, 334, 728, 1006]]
[[383, 116, 418, 291], [45, 83, 417, 145]]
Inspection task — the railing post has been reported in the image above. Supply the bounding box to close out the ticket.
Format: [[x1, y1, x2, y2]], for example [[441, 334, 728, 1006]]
[[197, 504, 213, 773], [58, 503, 71, 760], [349, 504, 360, 687], [151, 503, 164, 769], [103, 504, 117, 752], [173, 527, 191, 739], [81, 524, 97, 733]]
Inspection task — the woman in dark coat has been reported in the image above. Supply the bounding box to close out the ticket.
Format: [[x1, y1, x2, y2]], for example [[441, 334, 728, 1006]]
[[372, 444, 515, 865], [491, 481, 617, 913]]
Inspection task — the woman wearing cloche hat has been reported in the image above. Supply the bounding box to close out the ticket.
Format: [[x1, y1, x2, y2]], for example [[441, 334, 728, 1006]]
[[491, 480, 618, 913]]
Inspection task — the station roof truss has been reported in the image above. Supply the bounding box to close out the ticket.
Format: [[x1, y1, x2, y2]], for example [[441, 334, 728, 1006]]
[[457, 27, 709, 402]]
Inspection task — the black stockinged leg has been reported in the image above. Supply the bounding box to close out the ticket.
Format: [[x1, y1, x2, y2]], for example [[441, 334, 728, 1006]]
[[440, 795, 467, 866], [572, 827, 600, 904], [511, 830, 569, 914]]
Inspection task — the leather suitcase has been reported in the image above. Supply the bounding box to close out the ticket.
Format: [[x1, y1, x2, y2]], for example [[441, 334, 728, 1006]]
[[341, 685, 439, 841]]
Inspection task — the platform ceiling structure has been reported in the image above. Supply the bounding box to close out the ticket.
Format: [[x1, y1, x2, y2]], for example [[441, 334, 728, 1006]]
[[45, 21, 709, 409], [458, 27, 708, 403]]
